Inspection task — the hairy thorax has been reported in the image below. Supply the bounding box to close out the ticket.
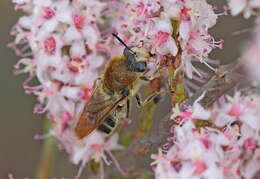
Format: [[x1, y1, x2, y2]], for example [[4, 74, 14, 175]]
[[103, 56, 138, 94]]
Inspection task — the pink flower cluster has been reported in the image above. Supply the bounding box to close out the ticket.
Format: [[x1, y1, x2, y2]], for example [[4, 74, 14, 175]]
[[9, 0, 123, 171], [11, 0, 248, 178], [228, 0, 260, 18], [227, 0, 260, 84], [9, 0, 224, 169], [152, 93, 260, 179], [113, 0, 222, 79], [242, 19, 260, 83]]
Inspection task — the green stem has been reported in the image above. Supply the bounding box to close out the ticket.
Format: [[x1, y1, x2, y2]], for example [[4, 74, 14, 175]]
[[35, 120, 58, 179]]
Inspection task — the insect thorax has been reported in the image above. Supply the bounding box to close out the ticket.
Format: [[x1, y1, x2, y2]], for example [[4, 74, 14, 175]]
[[103, 56, 139, 93]]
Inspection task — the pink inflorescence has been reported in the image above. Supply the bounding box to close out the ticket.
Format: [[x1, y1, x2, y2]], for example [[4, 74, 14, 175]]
[[112, 0, 222, 80], [9, 0, 229, 177], [243, 20, 260, 83], [9, 0, 124, 174], [151, 92, 260, 179]]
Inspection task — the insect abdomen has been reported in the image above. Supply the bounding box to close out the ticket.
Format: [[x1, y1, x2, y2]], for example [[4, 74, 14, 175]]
[[97, 115, 117, 135]]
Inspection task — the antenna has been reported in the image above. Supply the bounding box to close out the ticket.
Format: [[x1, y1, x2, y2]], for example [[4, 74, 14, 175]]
[[112, 33, 136, 55]]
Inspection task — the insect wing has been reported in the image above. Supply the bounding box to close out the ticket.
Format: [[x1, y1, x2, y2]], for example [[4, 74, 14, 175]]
[[75, 103, 114, 139], [75, 88, 126, 139]]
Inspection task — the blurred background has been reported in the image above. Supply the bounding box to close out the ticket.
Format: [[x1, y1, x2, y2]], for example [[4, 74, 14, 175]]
[[0, 0, 254, 178]]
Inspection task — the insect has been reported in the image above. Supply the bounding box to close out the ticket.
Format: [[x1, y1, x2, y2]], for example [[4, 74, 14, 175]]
[[74, 33, 158, 139]]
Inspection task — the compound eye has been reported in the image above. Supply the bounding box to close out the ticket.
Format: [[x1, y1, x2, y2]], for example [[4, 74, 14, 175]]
[[133, 61, 147, 72], [124, 48, 136, 64]]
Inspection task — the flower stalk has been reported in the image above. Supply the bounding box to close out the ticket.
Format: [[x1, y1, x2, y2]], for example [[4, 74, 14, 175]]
[[35, 120, 58, 179]]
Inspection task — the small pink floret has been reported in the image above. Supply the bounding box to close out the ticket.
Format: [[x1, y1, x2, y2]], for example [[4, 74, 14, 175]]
[[224, 167, 232, 175], [68, 57, 82, 73], [200, 137, 211, 149], [225, 132, 233, 140], [180, 111, 192, 119], [228, 103, 240, 117], [44, 37, 56, 55], [42, 7, 55, 19], [189, 31, 200, 40], [136, 2, 146, 16], [73, 14, 85, 30], [62, 112, 72, 123], [171, 161, 182, 172], [44, 88, 53, 96], [78, 87, 92, 101], [244, 138, 256, 150], [91, 144, 103, 152], [61, 112, 73, 131], [155, 31, 170, 46], [181, 7, 191, 21], [193, 160, 207, 175]]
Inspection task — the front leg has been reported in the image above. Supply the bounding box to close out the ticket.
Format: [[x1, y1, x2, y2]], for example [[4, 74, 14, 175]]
[[135, 92, 162, 107], [139, 76, 151, 81], [116, 97, 130, 119], [126, 98, 130, 118]]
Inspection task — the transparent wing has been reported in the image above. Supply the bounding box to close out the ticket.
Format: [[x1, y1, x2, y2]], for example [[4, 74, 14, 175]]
[[75, 87, 126, 139]]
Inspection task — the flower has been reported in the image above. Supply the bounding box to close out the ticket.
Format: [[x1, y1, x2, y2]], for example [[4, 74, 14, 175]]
[[177, 0, 221, 79]]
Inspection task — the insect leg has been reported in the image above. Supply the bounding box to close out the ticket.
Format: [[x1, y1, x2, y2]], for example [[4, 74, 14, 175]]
[[135, 92, 158, 107], [126, 98, 130, 119], [139, 76, 151, 81], [135, 89, 167, 107]]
